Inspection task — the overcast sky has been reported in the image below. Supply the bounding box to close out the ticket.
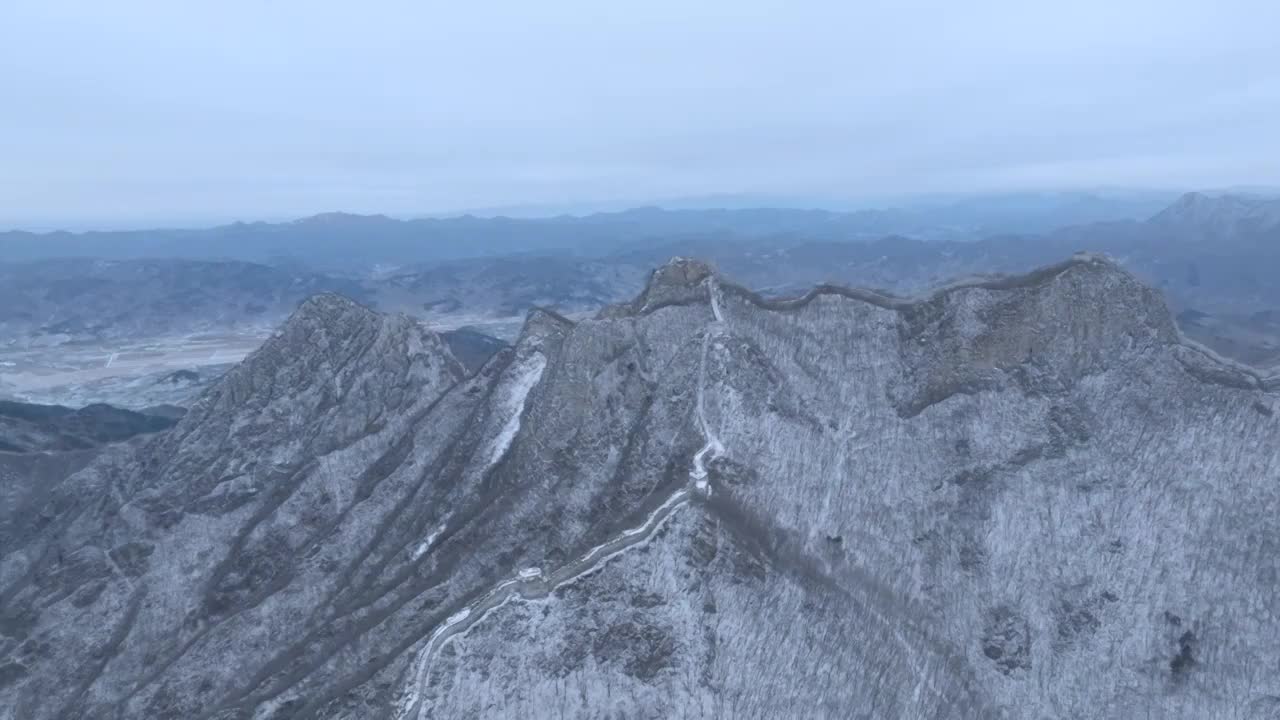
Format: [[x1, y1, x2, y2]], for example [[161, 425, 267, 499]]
[[1, 0, 1277, 228]]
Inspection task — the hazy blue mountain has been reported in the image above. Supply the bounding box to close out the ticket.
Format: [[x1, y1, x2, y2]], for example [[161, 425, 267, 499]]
[[1147, 191, 1280, 239], [0, 259, 370, 346], [3, 192, 1277, 368], [440, 328, 510, 375], [0, 191, 1178, 270], [0, 400, 178, 453]]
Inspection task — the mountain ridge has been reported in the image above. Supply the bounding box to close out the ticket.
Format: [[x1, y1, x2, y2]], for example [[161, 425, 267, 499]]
[[609, 253, 1277, 391], [6, 192, 1280, 373], [0, 191, 1183, 267]]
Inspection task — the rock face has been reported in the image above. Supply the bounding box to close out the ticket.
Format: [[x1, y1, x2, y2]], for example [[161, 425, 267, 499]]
[[2, 258, 1279, 719]]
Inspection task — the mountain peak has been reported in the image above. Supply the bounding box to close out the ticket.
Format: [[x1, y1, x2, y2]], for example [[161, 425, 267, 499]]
[[174, 291, 462, 452], [607, 256, 717, 316], [293, 211, 396, 226], [289, 291, 378, 327], [517, 306, 575, 349], [650, 256, 715, 286], [1172, 190, 1209, 206], [1149, 191, 1280, 234]]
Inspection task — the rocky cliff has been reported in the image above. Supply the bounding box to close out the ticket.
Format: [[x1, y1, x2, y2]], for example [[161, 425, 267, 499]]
[[2, 256, 1278, 719]]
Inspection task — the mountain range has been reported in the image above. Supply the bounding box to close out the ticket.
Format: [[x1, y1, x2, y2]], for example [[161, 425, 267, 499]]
[[0, 191, 1177, 269], [3, 192, 1278, 369], [2, 256, 1278, 718]]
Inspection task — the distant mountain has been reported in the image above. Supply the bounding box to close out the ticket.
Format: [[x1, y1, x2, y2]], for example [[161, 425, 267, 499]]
[[0, 259, 370, 346], [439, 328, 510, 375], [0, 399, 178, 453], [879, 189, 1178, 235], [4, 192, 1278, 368], [0, 255, 638, 347], [442, 190, 1176, 228], [0, 191, 1177, 269], [1149, 191, 1280, 239], [0, 399, 180, 537], [372, 255, 647, 321]]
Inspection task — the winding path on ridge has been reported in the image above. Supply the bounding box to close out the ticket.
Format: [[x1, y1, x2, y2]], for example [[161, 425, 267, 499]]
[[395, 280, 729, 720], [691, 279, 726, 494]]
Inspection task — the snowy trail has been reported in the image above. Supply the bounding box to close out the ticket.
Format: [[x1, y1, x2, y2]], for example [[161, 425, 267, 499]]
[[396, 488, 692, 720], [691, 278, 726, 492], [708, 281, 723, 323]]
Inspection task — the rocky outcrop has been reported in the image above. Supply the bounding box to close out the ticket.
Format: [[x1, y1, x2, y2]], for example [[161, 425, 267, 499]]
[[1, 258, 1277, 719]]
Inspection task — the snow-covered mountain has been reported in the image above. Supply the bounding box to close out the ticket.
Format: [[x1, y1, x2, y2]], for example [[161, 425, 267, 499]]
[[1149, 191, 1280, 239], [3, 257, 1278, 718]]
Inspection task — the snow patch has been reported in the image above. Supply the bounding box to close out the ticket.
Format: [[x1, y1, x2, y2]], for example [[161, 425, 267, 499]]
[[412, 524, 447, 561], [708, 279, 725, 323], [484, 352, 547, 468]]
